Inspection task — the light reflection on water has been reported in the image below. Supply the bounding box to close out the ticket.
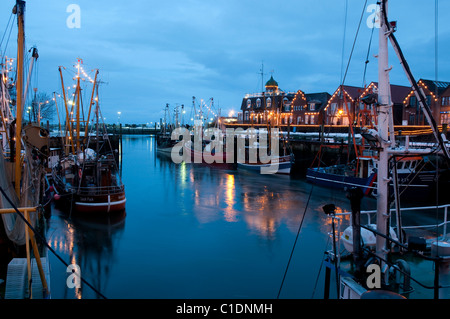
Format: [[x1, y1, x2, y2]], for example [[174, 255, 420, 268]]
[[46, 135, 373, 299]]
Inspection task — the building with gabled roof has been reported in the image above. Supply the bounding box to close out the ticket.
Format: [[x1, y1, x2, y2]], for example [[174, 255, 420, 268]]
[[359, 82, 411, 126], [403, 79, 450, 125], [323, 85, 363, 126], [291, 91, 330, 125]]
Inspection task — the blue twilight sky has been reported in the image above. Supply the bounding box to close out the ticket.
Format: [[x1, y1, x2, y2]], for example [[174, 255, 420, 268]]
[[0, 0, 449, 124]]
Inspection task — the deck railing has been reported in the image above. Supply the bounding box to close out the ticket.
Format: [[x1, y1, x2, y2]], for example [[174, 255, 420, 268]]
[[336, 204, 450, 237]]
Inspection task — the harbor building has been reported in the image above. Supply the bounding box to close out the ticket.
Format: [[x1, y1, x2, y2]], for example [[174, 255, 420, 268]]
[[237, 76, 295, 125], [291, 91, 331, 125], [403, 79, 450, 125]]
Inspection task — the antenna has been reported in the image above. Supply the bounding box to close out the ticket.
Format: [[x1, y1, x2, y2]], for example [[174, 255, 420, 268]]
[[259, 61, 266, 93]]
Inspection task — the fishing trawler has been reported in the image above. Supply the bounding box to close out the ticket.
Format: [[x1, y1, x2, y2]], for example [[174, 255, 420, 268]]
[[236, 130, 293, 175], [306, 143, 377, 196], [156, 103, 179, 154], [321, 0, 450, 299], [0, 0, 51, 299], [51, 61, 126, 214]]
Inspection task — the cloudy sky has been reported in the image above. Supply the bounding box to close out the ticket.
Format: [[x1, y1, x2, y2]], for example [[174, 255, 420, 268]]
[[1, 0, 449, 124]]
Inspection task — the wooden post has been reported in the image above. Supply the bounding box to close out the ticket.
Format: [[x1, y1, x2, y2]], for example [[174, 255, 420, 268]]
[[24, 210, 49, 298], [24, 210, 32, 298]]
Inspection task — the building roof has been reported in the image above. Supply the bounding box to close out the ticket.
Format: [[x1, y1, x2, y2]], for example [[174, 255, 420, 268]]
[[265, 76, 278, 88], [419, 79, 450, 96], [367, 82, 411, 104], [306, 92, 331, 104], [341, 85, 364, 100]]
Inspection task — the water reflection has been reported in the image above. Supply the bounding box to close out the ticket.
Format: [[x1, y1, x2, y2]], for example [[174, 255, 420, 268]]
[[46, 135, 372, 299], [156, 150, 318, 241], [47, 208, 126, 299]]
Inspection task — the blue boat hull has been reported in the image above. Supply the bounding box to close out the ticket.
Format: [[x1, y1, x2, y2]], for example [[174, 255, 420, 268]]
[[306, 167, 376, 196]]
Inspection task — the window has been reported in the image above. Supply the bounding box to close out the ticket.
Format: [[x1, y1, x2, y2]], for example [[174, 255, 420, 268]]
[[442, 97, 450, 106], [247, 99, 252, 109], [309, 103, 316, 111], [266, 97, 272, 108], [244, 111, 249, 121], [256, 98, 261, 108], [305, 114, 309, 124], [409, 96, 417, 107], [331, 103, 337, 113]]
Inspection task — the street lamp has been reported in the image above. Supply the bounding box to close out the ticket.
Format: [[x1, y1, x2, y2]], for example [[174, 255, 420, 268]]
[[117, 111, 121, 125]]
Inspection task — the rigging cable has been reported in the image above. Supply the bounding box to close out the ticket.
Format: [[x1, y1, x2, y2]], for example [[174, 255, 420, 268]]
[[0, 12, 15, 55], [0, 185, 108, 299], [276, 183, 314, 299], [362, 17, 375, 87], [340, 0, 368, 86], [380, 0, 450, 163]]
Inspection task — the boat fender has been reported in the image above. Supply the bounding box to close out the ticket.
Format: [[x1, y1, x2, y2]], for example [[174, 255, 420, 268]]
[[54, 193, 61, 200]]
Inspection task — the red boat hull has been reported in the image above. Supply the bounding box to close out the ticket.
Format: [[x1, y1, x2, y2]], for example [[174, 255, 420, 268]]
[[74, 192, 126, 213]]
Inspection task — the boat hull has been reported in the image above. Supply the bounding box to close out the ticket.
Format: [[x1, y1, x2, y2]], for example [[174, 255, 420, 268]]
[[306, 167, 376, 195], [74, 191, 126, 213], [237, 155, 292, 175], [183, 142, 235, 169]]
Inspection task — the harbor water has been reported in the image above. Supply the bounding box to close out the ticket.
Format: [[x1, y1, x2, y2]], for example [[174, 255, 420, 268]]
[[45, 134, 377, 299]]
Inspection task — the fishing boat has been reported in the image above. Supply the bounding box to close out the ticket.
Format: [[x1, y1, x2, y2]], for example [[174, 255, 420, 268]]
[[0, 0, 51, 299], [156, 133, 178, 155], [321, 0, 450, 299], [51, 62, 126, 214], [236, 125, 293, 175], [306, 144, 377, 195], [182, 136, 236, 169], [306, 146, 447, 200], [236, 142, 293, 175], [156, 103, 179, 154]]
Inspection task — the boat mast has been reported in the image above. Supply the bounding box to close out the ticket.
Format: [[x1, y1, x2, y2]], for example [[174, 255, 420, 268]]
[[58, 66, 74, 155], [75, 59, 81, 152], [84, 69, 99, 139], [14, 0, 25, 198], [375, 0, 391, 265]]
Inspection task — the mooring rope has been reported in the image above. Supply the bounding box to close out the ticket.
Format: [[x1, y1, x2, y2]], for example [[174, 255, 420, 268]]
[[0, 185, 107, 299]]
